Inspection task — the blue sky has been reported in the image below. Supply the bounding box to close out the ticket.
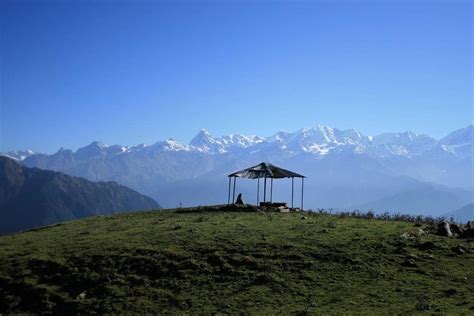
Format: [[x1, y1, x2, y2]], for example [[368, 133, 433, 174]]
[[1, 0, 472, 153]]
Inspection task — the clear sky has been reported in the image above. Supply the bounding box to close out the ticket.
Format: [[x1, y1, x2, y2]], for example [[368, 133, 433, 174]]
[[1, 0, 472, 153]]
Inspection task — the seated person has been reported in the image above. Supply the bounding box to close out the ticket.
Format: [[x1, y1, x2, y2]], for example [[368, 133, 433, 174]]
[[235, 193, 244, 205]]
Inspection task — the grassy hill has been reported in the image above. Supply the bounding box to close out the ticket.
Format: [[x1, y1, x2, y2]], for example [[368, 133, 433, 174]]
[[0, 207, 473, 314]]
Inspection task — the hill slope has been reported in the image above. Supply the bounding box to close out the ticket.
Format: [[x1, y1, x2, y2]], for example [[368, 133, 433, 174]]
[[352, 184, 473, 216], [0, 156, 160, 233], [0, 208, 472, 314], [444, 203, 474, 223]]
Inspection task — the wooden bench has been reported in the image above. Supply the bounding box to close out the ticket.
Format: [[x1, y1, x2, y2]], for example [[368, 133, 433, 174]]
[[259, 202, 288, 208]]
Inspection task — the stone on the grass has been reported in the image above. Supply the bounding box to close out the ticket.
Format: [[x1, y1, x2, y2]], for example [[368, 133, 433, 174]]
[[452, 244, 468, 255], [460, 221, 474, 238], [418, 241, 436, 251], [450, 223, 464, 236], [437, 221, 453, 237], [401, 257, 417, 267]]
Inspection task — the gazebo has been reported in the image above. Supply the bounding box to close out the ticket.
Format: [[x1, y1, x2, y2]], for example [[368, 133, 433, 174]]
[[227, 162, 306, 210]]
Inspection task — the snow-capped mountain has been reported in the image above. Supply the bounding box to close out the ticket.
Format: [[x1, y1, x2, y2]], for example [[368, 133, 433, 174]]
[[165, 125, 469, 159], [0, 150, 35, 161], [440, 125, 473, 146], [437, 125, 473, 158], [272, 126, 371, 155], [370, 132, 437, 158], [189, 129, 264, 153], [15, 125, 468, 161], [5, 125, 473, 214], [75, 141, 120, 160], [184, 125, 468, 160], [149, 139, 191, 152], [189, 129, 226, 153]]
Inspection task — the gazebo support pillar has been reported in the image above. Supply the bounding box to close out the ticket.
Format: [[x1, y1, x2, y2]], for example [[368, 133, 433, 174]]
[[291, 177, 294, 209], [301, 177, 304, 211], [263, 177, 267, 202], [257, 178, 260, 206], [227, 177, 231, 204], [232, 177, 236, 203], [270, 178, 273, 203]]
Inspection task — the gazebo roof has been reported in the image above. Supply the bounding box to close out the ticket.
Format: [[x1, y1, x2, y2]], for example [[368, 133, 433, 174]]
[[228, 162, 305, 179]]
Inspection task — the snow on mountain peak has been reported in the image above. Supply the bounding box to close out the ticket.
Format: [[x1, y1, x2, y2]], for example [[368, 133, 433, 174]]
[[189, 130, 265, 153], [280, 126, 369, 154], [161, 139, 190, 151], [74, 141, 110, 159], [369, 131, 438, 158], [190, 129, 216, 146], [315, 125, 336, 142], [189, 129, 224, 153], [274, 131, 289, 141], [437, 125, 474, 158], [127, 144, 148, 152], [5, 125, 472, 161], [0, 150, 36, 161], [90, 141, 108, 148], [221, 134, 264, 148]]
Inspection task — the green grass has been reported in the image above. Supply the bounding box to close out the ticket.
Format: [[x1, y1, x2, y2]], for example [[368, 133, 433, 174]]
[[0, 208, 473, 314]]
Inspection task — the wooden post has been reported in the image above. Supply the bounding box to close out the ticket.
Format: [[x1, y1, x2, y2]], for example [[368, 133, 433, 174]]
[[227, 177, 231, 204], [257, 178, 260, 206], [263, 177, 267, 202], [270, 178, 273, 203], [291, 177, 294, 209], [232, 177, 236, 203], [301, 177, 304, 211]]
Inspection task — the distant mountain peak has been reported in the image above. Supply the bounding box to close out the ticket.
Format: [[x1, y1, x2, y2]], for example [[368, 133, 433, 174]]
[[199, 128, 211, 135], [153, 139, 190, 152], [188, 129, 225, 153], [440, 125, 474, 146], [0, 150, 35, 161], [89, 141, 108, 148], [190, 129, 215, 146], [74, 141, 110, 159]]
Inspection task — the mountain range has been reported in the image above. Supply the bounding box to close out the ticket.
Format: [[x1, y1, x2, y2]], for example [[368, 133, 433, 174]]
[[0, 156, 160, 233], [2, 125, 473, 219]]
